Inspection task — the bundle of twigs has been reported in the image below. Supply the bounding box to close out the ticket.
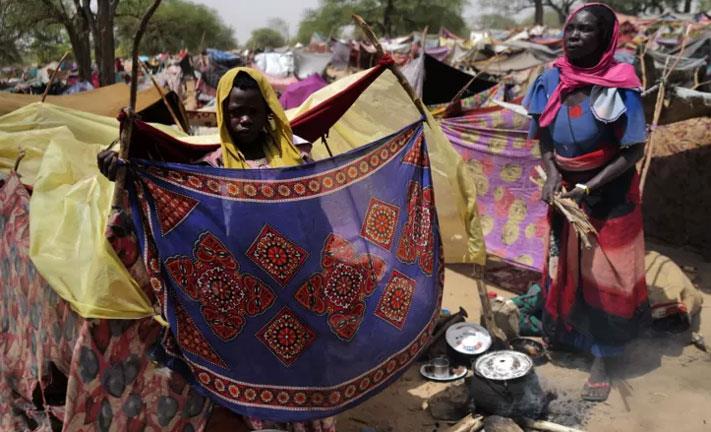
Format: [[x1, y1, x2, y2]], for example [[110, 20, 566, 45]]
[[531, 166, 597, 249]]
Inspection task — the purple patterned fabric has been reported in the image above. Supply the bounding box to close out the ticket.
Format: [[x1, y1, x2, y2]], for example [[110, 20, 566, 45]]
[[440, 109, 549, 271], [125, 121, 443, 421]]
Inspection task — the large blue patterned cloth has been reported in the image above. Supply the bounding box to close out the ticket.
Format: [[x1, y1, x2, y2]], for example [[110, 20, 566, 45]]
[[126, 120, 443, 421]]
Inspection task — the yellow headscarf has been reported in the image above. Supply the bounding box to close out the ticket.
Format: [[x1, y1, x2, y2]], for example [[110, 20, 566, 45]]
[[215, 67, 303, 168]]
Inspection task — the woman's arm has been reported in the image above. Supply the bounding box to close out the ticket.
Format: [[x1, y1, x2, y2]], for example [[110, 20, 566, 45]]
[[562, 143, 645, 201], [540, 128, 562, 204]]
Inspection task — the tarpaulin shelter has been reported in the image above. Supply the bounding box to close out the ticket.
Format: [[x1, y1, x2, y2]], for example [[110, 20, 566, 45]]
[[207, 48, 242, 68], [0, 82, 189, 129], [279, 73, 328, 109], [0, 103, 215, 430], [402, 53, 497, 105], [294, 50, 333, 79], [286, 66, 486, 264]]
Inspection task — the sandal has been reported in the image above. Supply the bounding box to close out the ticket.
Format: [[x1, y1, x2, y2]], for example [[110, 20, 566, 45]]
[[581, 379, 611, 402]]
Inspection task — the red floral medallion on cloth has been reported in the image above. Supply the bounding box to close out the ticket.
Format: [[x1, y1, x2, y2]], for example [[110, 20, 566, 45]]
[[166, 232, 276, 342], [296, 234, 386, 341], [397, 182, 436, 275]]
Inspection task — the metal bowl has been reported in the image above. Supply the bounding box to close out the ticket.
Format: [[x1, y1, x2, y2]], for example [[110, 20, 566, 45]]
[[445, 322, 492, 355], [510, 337, 547, 364]]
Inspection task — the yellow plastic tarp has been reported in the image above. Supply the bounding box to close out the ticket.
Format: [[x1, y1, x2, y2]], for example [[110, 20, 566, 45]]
[[287, 69, 486, 264], [0, 83, 162, 117], [0, 102, 154, 318]]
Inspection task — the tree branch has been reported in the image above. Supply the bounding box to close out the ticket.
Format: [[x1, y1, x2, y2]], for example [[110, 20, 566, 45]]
[[40, 0, 67, 23]]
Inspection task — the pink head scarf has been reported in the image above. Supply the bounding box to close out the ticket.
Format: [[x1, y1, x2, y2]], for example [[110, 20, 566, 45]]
[[538, 2, 641, 127]]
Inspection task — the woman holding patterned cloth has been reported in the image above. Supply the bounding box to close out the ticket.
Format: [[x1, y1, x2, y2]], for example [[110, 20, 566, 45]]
[[524, 3, 649, 402], [99, 67, 334, 431]]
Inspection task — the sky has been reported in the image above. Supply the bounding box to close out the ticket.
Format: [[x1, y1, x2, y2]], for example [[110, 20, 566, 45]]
[[193, 0, 482, 43]]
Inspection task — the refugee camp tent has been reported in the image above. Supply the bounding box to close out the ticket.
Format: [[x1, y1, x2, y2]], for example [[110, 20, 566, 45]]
[[279, 73, 328, 109], [0, 82, 188, 129], [438, 104, 546, 271], [402, 53, 497, 105], [286, 66, 486, 264]]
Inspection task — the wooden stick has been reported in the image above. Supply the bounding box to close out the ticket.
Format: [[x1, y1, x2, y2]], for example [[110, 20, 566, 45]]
[[422, 307, 468, 352], [519, 418, 586, 432], [446, 415, 484, 432], [473, 265, 508, 343], [140, 60, 188, 133], [639, 75, 667, 197], [13, 149, 26, 173], [352, 14, 431, 125], [662, 24, 692, 83], [111, 0, 163, 208], [444, 71, 483, 109], [41, 51, 70, 102]]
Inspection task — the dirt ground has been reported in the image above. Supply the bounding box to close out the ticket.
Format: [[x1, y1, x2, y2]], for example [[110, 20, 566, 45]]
[[338, 241, 711, 432]]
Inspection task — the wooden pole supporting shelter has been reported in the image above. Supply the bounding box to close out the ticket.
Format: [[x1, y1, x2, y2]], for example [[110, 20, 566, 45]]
[[638, 79, 665, 197], [140, 60, 189, 133], [352, 14, 505, 343], [352, 14, 431, 125], [41, 51, 70, 103], [111, 0, 163, 208], [473, 265, 508, 344], [639, 24, 692, 197], [443, 71, 484, 112]]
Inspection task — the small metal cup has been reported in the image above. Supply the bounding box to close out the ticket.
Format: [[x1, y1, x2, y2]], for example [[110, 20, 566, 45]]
[[432, 356, 450, 379]]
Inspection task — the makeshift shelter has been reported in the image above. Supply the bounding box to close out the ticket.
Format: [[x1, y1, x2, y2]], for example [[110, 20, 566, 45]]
[[439, 104, 548, 272], [0, 82, 188, 129], [0, 103, 213, 431], [402, 53, 497, 105], [279, 73, 328, 109], [0, 60, 486, 428]]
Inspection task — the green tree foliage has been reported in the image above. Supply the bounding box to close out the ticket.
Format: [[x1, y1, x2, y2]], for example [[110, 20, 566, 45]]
[[520, 9, 562, 27], [268, 17, 291, 42], [26, 25, 72, 65], [0, 0, 27, 64], [247, 28, 287, 51], [475, 14, 518, 30], [116, 0, 237, 55], [296, 0, 468, 44]]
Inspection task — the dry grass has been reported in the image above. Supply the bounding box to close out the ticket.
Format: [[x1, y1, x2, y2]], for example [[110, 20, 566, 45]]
[[531, 166, 598, 249]]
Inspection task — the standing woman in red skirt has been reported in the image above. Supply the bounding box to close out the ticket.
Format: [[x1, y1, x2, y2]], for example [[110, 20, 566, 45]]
[[524, 3, 649, 402]]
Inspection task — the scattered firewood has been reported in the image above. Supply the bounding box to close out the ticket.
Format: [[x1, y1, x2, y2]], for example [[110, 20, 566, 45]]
[[531, 167, 597, 249], [484, 416, 524, 432], [519, 417, 587, 432], [445, 414, 484, 432]]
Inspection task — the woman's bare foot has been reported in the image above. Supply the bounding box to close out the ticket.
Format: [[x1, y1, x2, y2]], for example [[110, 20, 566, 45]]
[[581, 356, 611, 402]]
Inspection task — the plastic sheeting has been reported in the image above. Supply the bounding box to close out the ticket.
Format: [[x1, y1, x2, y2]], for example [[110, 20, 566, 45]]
[[402, 53, 425, 98], [0, 103, 156, 319], [254, 52, 295, 78], [287, 69, 486, 264], [294, 50, 332, 79], [279, 74, 328, 109], [0, 83, 163, 117]]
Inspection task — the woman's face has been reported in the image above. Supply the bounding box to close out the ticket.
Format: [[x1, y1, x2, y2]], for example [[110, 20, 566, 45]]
[[564, 9, 603, 63], [225, 87, 268, 146]]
